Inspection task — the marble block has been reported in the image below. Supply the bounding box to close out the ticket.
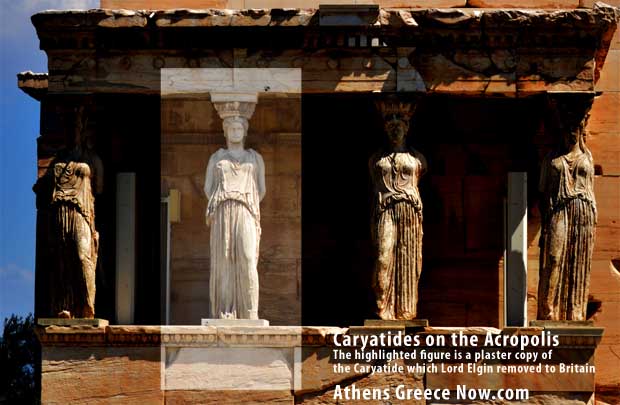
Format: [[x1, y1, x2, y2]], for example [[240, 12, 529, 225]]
[[364, 319, 428, 328], [201, 318, 269, 327], [530, 320, 595, 328], [164, 347, 294, 391], [37, 318, 109, 327]]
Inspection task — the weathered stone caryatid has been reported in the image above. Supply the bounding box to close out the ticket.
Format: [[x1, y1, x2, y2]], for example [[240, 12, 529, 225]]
[[33, 106, 103, 319], [204, 93, 266, 320], [369, 97, 427, 320], [537, 96, 597, 321]]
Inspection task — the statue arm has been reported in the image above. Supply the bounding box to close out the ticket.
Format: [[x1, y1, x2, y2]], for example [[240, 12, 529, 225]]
[[204, 153, 217, 200], [33, 163, 53, 193], [32, 162, 56, 209], [256, 152, 266, 202], [586, 153, 598, 223], [416, 151, 428, 177]]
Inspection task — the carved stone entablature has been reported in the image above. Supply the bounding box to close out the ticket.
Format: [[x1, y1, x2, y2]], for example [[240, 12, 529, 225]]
[[161, 326, 218, 347], [36, 325, 108, 346], [17, 71, 48, 100], [36, 325, 163, 346], [160, 326, 349, 347], [28, 4, 619, 95], [36, 325, 602, 349]]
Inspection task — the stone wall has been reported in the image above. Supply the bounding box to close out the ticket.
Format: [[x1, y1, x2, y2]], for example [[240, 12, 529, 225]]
[[101, 0, 591, 11], [580, 6, 620, 396], [161, 96, 301, 325], [36, 324, 604, 404], [525, 2, 620, 400]]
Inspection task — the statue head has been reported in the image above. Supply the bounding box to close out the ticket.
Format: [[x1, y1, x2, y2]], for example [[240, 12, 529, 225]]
[[384, 116, 410, 147], [547, 93, 593, 154], [376, 96, 416, 149], [563, 121, 580, 149], [222, 116, 249, 145], [562, 113, 591, 155]]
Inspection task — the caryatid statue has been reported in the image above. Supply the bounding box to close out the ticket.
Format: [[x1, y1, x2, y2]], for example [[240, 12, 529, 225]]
[[369, 97, 427, 320], [204, 94, 266, 320], [537, 97, 597, 321], [34, 106, 103, 319]]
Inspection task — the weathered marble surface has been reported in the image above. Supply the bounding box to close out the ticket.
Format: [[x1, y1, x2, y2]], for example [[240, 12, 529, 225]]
[[32, 107, 103, 319], [202, 318, 269, 326], [370, 97, 426, 320], [165, 347, 294, 390], [41, 346, 162, 404], [537, 96, 597, 322], [37, 318, 108, 327], [30, 6, 619, 29], [28, 5, 619, 95], [36, 325, 604, 404], [100, 0, 468, 9], [161, 68, 301, 96]]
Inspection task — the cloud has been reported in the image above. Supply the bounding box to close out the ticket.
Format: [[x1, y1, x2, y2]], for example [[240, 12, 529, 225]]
[[0, 263, 34, 283], [1, 0, 99, 39]]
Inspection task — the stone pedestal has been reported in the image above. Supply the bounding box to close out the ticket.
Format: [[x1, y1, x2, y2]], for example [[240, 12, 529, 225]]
[[530, 320, 595, 327], [364, 319, 428, 328], [201, 318, 269, 327], [162, 325, 299, 394]]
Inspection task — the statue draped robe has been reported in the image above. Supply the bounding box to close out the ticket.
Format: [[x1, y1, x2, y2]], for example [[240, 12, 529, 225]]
[[204, 148, 265, 320], [49, 160, 98, 318], [538, 150, 596, 321], [370, 149, 426, 320]]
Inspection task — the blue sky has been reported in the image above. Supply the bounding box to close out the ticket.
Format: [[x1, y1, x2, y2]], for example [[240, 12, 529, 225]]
[[0, 1, 98, 323]]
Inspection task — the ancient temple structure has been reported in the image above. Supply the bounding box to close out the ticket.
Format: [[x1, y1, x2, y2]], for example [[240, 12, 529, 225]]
[[18, 0, 619, 403]]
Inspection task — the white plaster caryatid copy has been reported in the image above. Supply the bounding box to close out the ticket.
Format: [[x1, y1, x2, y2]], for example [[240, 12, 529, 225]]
[[204, 93, 266, 322]]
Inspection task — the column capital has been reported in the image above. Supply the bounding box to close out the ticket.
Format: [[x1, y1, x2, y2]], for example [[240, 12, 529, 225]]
[[211, 92, 258, 120]]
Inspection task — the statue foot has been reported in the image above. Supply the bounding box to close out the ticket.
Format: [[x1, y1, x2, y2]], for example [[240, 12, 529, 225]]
[[57, 310, 72, 319]]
